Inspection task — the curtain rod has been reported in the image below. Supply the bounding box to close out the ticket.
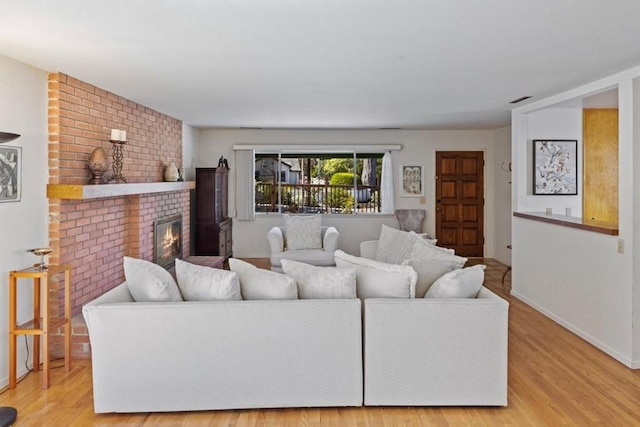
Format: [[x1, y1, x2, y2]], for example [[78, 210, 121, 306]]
[[232, 144, 401, 151]]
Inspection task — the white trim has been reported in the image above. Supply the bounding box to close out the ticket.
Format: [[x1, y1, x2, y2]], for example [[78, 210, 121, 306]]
[[510, 64, 640, 115], [233, 144, 401, 152]]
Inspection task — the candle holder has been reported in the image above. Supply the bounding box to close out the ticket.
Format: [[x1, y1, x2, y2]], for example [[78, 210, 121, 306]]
[[108, 140, 127, 183], [27, 247, 54, 270]]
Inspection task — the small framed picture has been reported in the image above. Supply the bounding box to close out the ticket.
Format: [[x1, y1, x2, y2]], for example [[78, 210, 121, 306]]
[[0, 145, 21, 203], [400, 164, 424, 197], [533, 140, 577, 195]]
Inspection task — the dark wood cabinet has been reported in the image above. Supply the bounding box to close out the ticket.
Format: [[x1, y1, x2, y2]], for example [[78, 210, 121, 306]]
[[195, 167, 232, 258]]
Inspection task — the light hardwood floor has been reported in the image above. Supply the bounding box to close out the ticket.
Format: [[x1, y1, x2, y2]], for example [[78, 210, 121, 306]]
[[2, 258, 640, 426]]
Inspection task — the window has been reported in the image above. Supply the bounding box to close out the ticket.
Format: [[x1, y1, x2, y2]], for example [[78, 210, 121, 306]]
[[254, 152, 387, 214]]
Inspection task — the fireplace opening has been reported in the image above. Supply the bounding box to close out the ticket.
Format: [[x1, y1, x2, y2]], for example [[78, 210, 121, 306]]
[[154, 214, 182, 270]]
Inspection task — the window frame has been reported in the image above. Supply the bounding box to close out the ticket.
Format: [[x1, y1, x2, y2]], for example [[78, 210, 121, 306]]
[[254, 150, 385, 215]]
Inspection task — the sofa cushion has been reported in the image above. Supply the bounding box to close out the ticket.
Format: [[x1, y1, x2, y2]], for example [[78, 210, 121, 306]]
[[123, 256, 183, 302], [284, 214, 322, 250], [334, 250, 416, 299], [270, 249, 336, 268], [229, 258, 298, 300], [375, 224, 435, 264], [397, 231, 467, 268], [175, 259, 242, 301], [400, 258, 459, 298], [281, 259, 356, 299], [425, 264, 486, 298]]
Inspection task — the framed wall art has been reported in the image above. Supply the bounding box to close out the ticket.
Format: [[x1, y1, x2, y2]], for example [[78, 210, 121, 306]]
[[533, 139, 577, 195], [0, 145, 21, 202], [400, 164, 424, 197]]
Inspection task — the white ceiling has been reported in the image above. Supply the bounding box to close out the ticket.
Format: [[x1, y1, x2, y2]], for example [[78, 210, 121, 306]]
[[1, 1, 639, 130]]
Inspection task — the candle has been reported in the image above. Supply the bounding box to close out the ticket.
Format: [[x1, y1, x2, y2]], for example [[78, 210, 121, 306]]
[[110, 129, 119, 141], [119, 130, 127, 142]]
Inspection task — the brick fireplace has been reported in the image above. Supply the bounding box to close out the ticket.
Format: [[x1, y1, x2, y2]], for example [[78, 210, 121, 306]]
[[47, 73, 190, 358], [154, 214, 183, 270]]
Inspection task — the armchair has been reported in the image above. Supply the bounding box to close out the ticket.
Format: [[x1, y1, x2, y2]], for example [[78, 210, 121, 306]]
[[268, 226, 340, 272]]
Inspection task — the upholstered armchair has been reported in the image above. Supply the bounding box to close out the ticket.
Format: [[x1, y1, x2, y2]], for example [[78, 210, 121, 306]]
[[268, 226, 340, 272]]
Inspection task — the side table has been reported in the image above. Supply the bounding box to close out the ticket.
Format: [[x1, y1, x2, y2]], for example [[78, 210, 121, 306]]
[[8, 264, 72, 389], [183, 255, 225, 269]]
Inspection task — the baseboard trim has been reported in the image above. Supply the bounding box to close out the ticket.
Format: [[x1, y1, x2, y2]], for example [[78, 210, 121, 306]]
[[0, 363, 33, 390], [511, 290, 635, 369]]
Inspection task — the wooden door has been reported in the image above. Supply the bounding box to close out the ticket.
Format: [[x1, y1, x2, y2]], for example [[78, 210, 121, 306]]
[[435, 151, 484, 257], [583, 109, 618, 222]]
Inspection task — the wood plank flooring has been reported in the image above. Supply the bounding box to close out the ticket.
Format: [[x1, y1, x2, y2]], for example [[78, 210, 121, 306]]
[[1, 258, 640, 426]]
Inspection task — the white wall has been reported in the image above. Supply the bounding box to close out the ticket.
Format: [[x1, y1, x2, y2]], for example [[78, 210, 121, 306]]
[[0, 55, 48, 386], [195, 128, 511, 258], [513, 218, 631, 364], [512, 67, 640, 367], [492, 126, 512, 265], [517, 108, 583, 216], [632, 77, 640, 366], [182, 123, 199, 182]]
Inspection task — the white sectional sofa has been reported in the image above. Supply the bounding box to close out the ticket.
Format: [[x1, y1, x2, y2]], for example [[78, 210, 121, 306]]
[[83, 282, 508, 413], [83, 229, 509, 413], [364, 289, 508, 406], [82, 282, 363, 413]]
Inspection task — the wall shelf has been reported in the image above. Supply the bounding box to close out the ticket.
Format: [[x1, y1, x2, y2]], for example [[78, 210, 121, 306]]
[[47, 181, 195, 200], [513, 211, 618, 236]]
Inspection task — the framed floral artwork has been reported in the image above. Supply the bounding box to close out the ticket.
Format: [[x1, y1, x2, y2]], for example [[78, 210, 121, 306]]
[[400, 164, 424, 197], [533, 139, 577, 195], [0, 145, 21, 202]]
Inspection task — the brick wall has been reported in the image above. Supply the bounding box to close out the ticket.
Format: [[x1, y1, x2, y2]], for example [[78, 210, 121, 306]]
[[47, 72, 188, 316], [48, 73, 182, 186]]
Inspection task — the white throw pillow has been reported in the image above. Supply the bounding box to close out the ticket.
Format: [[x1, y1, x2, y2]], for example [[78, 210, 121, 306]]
[[334, 250, 416, 299], [123, 256, 183, 302], [281, 259, 356, 299], [397, 231, 467, 268], [425, 264, 486, 298], [401, 258, 459, 298], [375, 224, 409, 264], [283, 214, 322, 250], [229, 258, 298, 300], [375, 224, 436, 264], [175, 259, 241, 301]]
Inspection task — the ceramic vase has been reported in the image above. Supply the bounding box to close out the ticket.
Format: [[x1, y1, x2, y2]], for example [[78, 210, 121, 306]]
[[164, 162, 179, 182]]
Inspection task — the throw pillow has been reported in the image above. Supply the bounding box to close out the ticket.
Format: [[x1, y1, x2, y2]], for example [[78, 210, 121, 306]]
[[334, 250, 416, 299], [283, 214, 322, 250], [123, 256, 183, 302], [401, 258, 459, 298], [375, 224, 436, 264], [425, 264, 486, 298], [397, 231, 467, 268], [229, 258, 298, 300], [281, 259, 356, 299], [175, 259, 241, 301]]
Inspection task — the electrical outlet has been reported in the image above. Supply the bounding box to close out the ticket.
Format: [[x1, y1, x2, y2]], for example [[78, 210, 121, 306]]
[[617, 238, 624, 254]]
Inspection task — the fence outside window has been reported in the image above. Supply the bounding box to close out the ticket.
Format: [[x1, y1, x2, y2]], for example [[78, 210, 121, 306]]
[[255, 182, 381, 214]]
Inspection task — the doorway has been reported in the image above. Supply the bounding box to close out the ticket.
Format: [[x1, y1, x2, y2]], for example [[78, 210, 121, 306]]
[[435, 151, 484, 257]]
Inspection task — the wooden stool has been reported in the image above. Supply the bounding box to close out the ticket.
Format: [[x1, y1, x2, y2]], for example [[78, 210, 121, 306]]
[[8, 264, 72, 389]]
